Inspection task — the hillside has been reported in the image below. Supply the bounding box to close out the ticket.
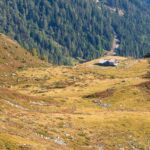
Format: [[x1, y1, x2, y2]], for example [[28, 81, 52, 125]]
[[0, 33, 45, 72], [102, 0, 150, 57], [0, 34, 46, 88], [0, 0, 150, 64], [0, 0, 113, 65], [0, 36, 150, 149]]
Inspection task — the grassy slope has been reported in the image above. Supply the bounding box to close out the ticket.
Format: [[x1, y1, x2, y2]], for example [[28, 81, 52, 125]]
[[0, 35, 150, 149], [0, 33, 46, 70]]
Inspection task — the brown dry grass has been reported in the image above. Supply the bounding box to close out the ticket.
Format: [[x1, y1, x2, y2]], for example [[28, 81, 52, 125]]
[[0, 35, 150, 149]]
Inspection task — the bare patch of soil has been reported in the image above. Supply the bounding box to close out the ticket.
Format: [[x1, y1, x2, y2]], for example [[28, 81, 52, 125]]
[[137, 81, 150, 90], [143, 71, 150, 79], [84, 88, 115, 99], [0, 88, 40, 102]]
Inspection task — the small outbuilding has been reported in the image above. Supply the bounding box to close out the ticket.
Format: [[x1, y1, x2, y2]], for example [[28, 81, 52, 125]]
[[98, 59, 118, 67]]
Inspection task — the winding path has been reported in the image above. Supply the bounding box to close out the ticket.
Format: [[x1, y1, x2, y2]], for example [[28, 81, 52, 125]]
[[106, 33, 120, 56]]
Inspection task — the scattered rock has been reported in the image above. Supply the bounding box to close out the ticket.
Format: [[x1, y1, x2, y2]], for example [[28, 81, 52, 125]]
[[92, 99, 100, 103], [99, 103, 112, 108], [19, 144, 33, 150], [36, 133, 52, 140], [54, 137, 66, 145], [119, 148, 125, 150], [98, 144, 104, 150], [118, 145, 125, 150], [37, 133, 66, 145], [30, 101, 48, 106], [63, 123, 72, 128], [11, 73, 17, 76]]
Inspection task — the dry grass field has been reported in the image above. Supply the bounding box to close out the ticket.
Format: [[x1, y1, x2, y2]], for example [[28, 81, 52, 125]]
[[0, 34, 150, 150]]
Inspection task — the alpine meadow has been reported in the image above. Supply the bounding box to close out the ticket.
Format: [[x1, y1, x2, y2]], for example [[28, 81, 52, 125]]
[[0, 0, 150, 150]]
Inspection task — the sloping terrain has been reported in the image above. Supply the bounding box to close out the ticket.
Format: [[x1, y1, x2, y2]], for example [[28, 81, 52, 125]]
[[0, 36, 150, 149], [0, 33, 46, 88], [0, 33, 45, 72]]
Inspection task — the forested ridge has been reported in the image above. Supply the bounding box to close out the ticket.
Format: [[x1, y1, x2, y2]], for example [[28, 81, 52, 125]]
[[0, 0, 150, 65], [104, 0, 150, 58]]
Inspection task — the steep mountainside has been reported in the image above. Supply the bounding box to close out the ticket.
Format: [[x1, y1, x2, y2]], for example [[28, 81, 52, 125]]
[[102, 0, 150, 57], [0, 0, 150, 64], [0, 0, 113, 65]]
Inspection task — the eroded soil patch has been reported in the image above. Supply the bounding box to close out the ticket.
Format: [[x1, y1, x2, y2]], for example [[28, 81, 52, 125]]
[[84, 88, 115, 99], [137, 81, 150, 90]]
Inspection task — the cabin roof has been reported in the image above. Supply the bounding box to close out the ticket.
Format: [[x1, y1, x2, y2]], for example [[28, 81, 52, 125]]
[[98, 59, 118, 66]]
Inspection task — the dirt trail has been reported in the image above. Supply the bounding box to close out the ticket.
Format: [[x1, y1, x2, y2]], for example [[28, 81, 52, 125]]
[[106, 34, 120, 56]]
